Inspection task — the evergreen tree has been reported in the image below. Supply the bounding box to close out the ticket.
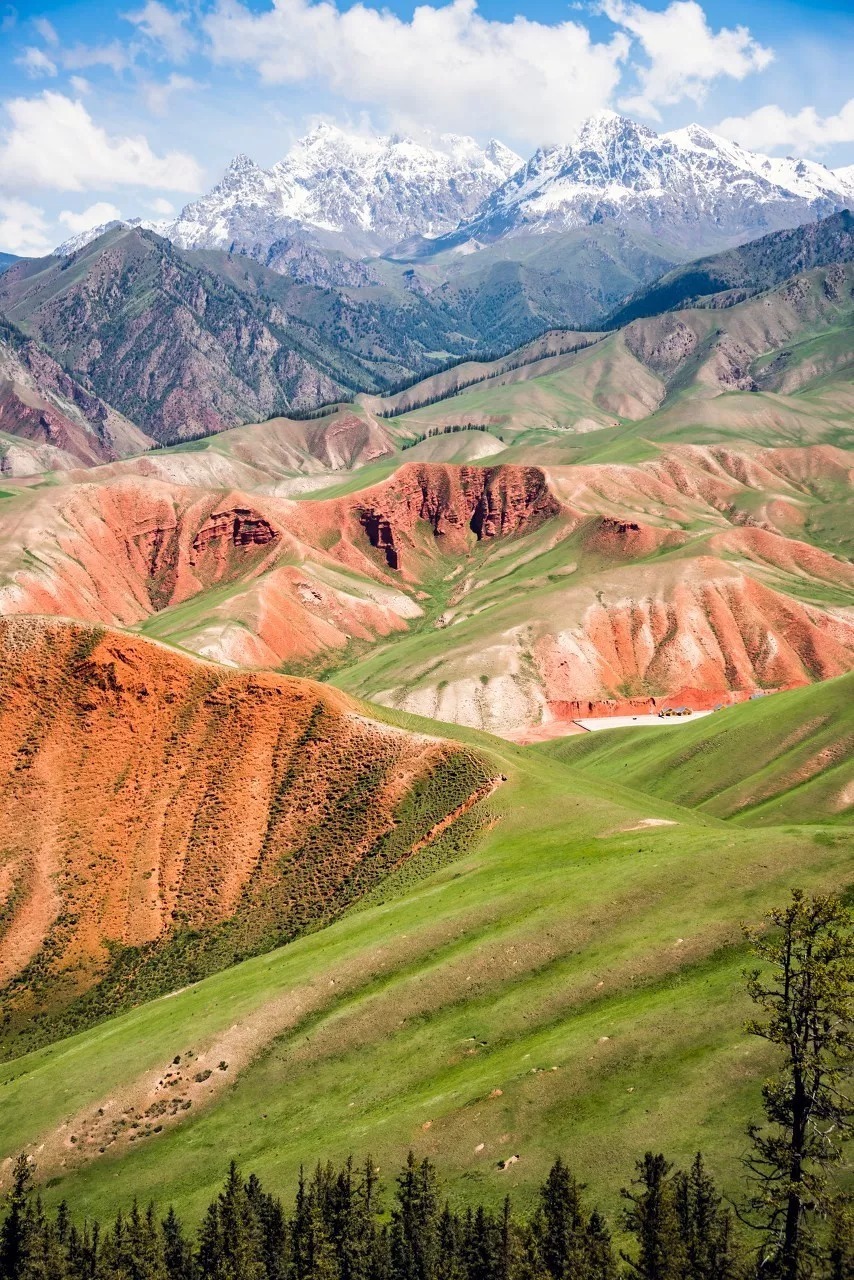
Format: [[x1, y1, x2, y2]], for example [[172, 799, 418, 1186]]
[[824, 1196, 854, 1280], [744, 892, 854, 1280], [583, 1210, 618, 1280], [161, 1208, 194, 1280], [0, 1155, 36, 1280], [529, 1157, 587, 1280], [674, 1154, 738, 1280], [621, 1153, 688, 1280], [214, 1163, 266, 1280], [390, 1153, 441, 1280]]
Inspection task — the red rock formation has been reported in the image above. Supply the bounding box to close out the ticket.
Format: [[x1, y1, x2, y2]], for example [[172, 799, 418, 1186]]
[[353, 463, 562, 570]]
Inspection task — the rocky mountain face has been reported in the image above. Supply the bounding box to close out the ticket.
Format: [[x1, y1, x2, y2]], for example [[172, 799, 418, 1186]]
[[55, 126, 522, 262], [0, 230, 427, 444], [429, 113, 854, 254], [1, 222, 680, 447], [0, 318, 153, 471]]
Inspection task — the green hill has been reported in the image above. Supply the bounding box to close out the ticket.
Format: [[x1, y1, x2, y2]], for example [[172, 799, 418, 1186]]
[[532, 675, 853, 825], [0, 696, 849, 1227]]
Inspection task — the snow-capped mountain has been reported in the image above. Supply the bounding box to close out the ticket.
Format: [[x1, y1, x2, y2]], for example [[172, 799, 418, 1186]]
[[440, 112, 854, 253], [52, 114, 854, 267], [167, 125, 522, 254], [54, 215, 170, 257]]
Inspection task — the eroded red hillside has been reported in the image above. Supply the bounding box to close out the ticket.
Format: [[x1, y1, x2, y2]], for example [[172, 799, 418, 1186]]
[[0, 617, 496, 1023]]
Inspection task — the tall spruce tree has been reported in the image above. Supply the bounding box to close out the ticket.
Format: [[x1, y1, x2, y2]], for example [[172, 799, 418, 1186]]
[[621, 1153, 689, 1280], [161, 1207, 195, 1280], [390, 1153, 441, 1280], [0, 1155, 35, 1280], [530, 1157, 587, 1280], [743, 891, 854, 1280], [674, 1153, 738, 1280], [583, 1209, 618, 1280]]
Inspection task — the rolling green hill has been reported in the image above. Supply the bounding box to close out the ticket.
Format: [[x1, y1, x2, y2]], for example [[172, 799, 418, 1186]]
[[0, 691, 850, 1227], [533, 674, 853, 825]]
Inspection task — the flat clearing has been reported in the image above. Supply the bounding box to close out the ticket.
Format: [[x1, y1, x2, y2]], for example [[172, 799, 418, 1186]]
[[575, 711, 714, 732]]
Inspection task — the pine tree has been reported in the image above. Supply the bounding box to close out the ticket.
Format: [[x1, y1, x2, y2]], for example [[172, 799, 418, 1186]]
[[583, 1209, 618, 1280], [674, 1154, 738, 1280], [245, 1173, 288, 1280], [390, 1153, 441, 1280], [621, 1153, 688, 1280], [0, 1155, 36, 1279], [824, 1196, 854, 1280], [214, 1163, 266, 1280], [530, 1157, 587, 1279], [744, 891, 854, 1280], [161, 1208, 194, 1280]]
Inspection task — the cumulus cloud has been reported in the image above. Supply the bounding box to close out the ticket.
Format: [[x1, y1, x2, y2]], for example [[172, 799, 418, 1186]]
[[58, 200, 123, 234], [16, 46, 57, 76], [0, 196, 53, 256], [124, 0, 196, 60], [203, 0, 630, 147], [602, 0, 773, 119], [69, 75, 91, 95], [0, 92, 204, 191], [715, 99, 854, 155]]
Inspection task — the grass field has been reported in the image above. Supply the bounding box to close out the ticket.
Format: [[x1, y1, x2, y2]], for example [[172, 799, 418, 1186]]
[[533, 675, 854, 825], [1, 694, 850, 1231]]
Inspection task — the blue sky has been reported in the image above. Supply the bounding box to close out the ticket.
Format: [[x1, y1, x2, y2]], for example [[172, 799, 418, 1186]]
[[0, 0, 852, 255]]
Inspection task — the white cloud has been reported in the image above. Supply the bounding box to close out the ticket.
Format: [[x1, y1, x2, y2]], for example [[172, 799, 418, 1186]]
[[148, 195, 175, 215], [124, 0, 195, 59], [69, 75, 91, 95], [143, 73, 199, 116], [0, 92, 204, 191], [16, 47, 58, 76], [715, 99, 854, 155], [203, 0, 630, 148], [601, 0, 773, 120], [58, 201, 123, 234], [32, 16, 58, 44], [0, 196, 53, 256], [62, 41, 133, 74]]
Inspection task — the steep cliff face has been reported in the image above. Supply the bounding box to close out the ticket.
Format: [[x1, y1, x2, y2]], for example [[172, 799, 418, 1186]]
[[353, 463, 563, 570], [0, 617, 495, 1026]]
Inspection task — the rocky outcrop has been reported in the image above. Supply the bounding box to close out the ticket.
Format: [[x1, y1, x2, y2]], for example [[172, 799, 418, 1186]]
[[355, 463, 562, 570]]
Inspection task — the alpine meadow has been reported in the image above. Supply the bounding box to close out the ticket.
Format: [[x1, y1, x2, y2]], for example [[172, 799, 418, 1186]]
[[0, 0, 852, 1276]]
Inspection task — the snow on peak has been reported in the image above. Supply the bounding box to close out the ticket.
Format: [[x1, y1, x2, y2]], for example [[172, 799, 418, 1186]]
[[165, 126, 523, 248]]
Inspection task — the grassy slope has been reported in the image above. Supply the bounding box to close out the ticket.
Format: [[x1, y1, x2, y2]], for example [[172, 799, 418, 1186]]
[[1, 702, 850, 1230], [532, 675, 853, 825]]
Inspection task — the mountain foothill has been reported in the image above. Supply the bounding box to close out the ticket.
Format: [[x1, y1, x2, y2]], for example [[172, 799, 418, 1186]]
[[0, 109, 851, 1243]]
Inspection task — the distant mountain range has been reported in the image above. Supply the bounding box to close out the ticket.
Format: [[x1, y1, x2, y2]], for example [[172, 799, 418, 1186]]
[[1, 203, 853, 458], [54, 113, 854, 268]]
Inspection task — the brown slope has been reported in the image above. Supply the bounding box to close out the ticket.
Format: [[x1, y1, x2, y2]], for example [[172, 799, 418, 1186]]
[[0, 616, 496, 1028]]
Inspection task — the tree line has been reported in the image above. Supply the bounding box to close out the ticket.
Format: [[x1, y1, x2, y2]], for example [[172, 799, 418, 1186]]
[[1, 892, 851, 1280]]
